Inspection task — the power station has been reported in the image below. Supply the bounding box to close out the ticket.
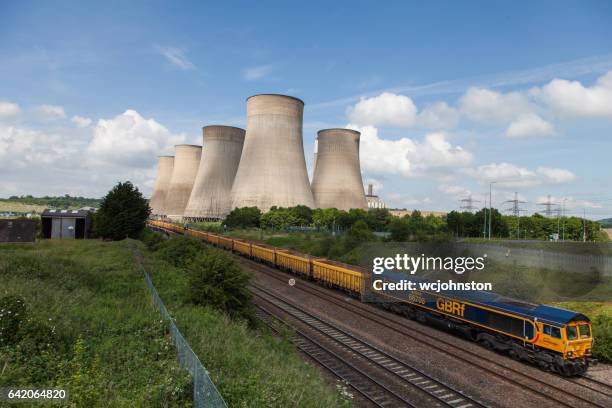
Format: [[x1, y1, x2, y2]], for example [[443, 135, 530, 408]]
[[164, 144, 202, 219], [311, 129, 368, 210], [147, 94, 376, 219], [230, 94, 315, 211], [184, 126, 245, 220], [149, 156, 174, 216]]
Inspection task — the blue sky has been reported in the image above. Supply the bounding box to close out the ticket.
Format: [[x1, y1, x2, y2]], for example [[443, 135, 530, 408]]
[[1, 1, 611, 219]]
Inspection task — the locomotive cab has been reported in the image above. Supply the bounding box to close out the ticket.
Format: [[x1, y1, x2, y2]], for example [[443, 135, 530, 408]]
[[563, 321, 593, 359]]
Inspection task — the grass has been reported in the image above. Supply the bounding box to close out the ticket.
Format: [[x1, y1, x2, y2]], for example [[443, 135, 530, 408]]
[[0, 201, 47, 214], [0, 239, 192, 407], [141, 240, 352, 407]]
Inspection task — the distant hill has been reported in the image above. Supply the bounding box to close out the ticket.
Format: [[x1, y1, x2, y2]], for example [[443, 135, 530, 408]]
[[599, 218, 612, 228], [0, 195, 102, 213]]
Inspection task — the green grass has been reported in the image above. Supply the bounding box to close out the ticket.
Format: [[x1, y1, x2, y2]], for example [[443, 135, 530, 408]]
[[141, 242, 352, 407], [0, 239, 191, 407]]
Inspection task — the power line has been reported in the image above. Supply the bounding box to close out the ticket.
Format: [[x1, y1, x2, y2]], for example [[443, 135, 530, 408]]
[[537, 194, 558, 217], [459, 195, 480, 212]]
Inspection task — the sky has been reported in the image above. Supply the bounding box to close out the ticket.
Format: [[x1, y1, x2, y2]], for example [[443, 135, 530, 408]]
[[1, 0, 612, 219]]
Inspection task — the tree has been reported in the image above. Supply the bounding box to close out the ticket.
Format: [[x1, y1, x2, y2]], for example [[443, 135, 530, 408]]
[[224, 207, 261, 228], [94, 181, 150, 240]]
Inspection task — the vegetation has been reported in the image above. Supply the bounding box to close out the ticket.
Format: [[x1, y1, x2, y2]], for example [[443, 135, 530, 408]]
[[1, 194, 102, 210], [94, 181, 151, 240], [143, 234, 352, 407], [0, 240, 192, 406], [224, 207, 262, 228], [599, 218, 612, 228]]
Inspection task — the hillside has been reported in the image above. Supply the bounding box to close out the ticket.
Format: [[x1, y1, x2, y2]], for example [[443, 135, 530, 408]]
[[599, 218, 612, 228], [0, 195, 102, 213]]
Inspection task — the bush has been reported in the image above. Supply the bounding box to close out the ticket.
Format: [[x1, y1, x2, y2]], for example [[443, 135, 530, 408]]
[[187, 250, 254, 323], [141, 229, 166, 251], [224, 207, 261, 229], [592, 314, 612, 362], [94, 181, 151, 240], [157, 236, 203, 268]]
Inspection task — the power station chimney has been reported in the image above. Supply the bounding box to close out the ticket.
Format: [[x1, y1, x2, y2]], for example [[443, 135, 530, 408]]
[[231, 94, 314, 211], [164, 144, 202, 219], [184, 126, 245, 220], [368, 183, 373, 196], [149, 156, 174, 216], [311, 128, 367, 210]]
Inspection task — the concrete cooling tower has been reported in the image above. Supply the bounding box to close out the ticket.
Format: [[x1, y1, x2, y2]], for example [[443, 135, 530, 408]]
[[149, 156, 174, 216], [164, 144, 202, 219], [311, 128, 368, 210], [184, 126, 245, 220], [230, 94, 315, 211]]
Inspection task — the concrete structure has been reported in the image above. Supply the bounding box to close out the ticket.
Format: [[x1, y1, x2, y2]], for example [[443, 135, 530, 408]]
[[311, 128, 367, 210], [149, 156, 174, 216], [184, 126, 245, 220], [366, 183, 386, 209], [231, 94, 314, 211], [41, 209, 92, 239], [164, 144, 202, 219]]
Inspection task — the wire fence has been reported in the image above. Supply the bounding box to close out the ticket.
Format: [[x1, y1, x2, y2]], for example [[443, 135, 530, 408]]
[[131, 243, 227, 408]]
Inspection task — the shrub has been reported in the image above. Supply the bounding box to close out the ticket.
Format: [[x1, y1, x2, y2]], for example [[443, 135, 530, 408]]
[[592, 314, 612, 362], [0, 295, 27, 345], [94, 181, 151, 240], [187, 250, 254, 322], [224, 207, 261, 229], [141, 229, 166, 251], [157, 236, 203, 268]]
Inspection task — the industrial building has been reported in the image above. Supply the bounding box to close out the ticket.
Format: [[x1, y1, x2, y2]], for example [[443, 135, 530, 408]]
[[164, 144, 202, 219], [311, 128, 367, 210], [149, 155, 174, 216], [231, 94, 315, 211], [184, 126, 245, 220], [365, 184, 386, 209], [41, 209, 92, 239]]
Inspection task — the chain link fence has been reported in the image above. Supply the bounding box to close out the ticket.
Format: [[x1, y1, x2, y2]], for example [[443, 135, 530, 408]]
[[132, 243, 227, 408]]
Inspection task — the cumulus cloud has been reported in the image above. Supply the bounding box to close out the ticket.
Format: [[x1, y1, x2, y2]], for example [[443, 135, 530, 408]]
[[0, 101, 21, 120], [506, 113, 554, 138], [417, 102, 459, 129], [459, 87, 532, 123], [87, 110, 185, 167], [156, 46, 195, 70], [531, 70, 612, 117], [36, 104, 66, 120], [347, 92, 417, 127], [243, 64, 275, 81], [71, 115, 92, 128], [347, 124, 472, 179], [467, 162, 575, 188]]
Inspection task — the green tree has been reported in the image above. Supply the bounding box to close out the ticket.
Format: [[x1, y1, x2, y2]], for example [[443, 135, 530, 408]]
[[389, 217, 411, 241], [94, 181, 150, 240], [224, 207, 262, 228]]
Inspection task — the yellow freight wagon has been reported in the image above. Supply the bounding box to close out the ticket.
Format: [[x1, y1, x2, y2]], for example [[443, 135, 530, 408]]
[[218, 235, 234, 250], [233, 239, 252, 257], [275, 250, 313, 277], [252, 243, 279, 264], [312, 259, 364, 296]]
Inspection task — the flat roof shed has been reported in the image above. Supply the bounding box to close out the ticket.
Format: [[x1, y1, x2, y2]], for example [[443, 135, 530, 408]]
[[41, 209, 92, 239]]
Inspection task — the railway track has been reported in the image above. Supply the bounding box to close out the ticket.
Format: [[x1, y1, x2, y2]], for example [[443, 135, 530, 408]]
[[252, 284, 487, 408], [149, 225, 611, 407], [241, 257, 611, 408]]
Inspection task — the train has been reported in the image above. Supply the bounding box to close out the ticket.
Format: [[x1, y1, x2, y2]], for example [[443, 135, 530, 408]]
[[147, 220, 594, 376]]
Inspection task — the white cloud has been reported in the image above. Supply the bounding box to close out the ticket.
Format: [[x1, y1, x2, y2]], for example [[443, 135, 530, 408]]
[[242, 64, 275, 81], [506, 113, 554, 138], [156, 46, 195, 70], [347, 124, 472, 179], [347, 92, 417, 127], [459, 87, 532, 123], [417, 102, 459, 129], [87, 110, 185, 167], [0, 101, 21, 120], [537, 195, 602, 210], [36, 104, 66, 120], [467, 162, 575, 188], [531, 70, 612, 117], [71, 115, 92, 128], [440, 185, 472, 198]]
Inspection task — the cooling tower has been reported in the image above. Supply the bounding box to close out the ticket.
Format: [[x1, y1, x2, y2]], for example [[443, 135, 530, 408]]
[[164, 144, 202, 219], [311, 128, 368, 210], [230, 94, 314, 211], [149, 156, 174, 216], [184, 126, 245, 219]]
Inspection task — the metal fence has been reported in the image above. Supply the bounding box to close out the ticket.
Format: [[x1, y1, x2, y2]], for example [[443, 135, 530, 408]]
[[456, 243, 612, 277], [132, 244, 227, 408]]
